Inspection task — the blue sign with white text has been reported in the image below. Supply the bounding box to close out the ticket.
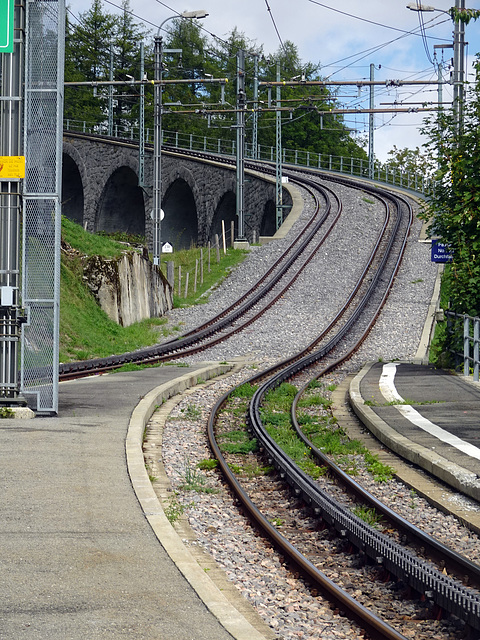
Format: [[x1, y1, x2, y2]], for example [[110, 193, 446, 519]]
[[431, 239, 453, 263]]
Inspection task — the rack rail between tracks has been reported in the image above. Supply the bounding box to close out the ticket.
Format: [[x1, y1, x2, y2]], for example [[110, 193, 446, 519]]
[[206, 185, 480, 637]]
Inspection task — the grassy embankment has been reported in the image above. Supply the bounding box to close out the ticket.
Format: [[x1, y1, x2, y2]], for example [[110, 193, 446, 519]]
[[60, 217, 249, 363]]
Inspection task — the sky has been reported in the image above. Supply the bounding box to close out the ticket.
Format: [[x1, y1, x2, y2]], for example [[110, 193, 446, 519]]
[[66, 0, 480, 161]]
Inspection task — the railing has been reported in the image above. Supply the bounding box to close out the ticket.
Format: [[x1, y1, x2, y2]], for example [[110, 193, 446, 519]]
[[63, 118, 432, 195], [445, 311, 480, 382]]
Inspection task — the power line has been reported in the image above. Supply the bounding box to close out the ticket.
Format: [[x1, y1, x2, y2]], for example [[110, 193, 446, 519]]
[[263, 0, 287, 56], [324, 14, 450, 78], [307, 0, 449, 39]]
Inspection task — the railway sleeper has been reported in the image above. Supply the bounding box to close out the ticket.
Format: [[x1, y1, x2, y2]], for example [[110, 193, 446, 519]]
[[260, 425, 480, 630]]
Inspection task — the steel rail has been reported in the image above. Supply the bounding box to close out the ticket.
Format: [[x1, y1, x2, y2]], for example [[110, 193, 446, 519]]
[[243, 191, 480, 633], [207, 388, 408, 640], [204, 188, 415, 639], [59, 152, 345, 379], [291, 380, 480, 590]]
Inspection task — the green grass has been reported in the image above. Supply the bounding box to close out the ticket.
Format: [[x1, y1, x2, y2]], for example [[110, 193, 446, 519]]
[[59, 217, 249, 362], [230, 383, 258, 399], [217, 429, 259, 454], [164, 245, 249, 307], [178, 457, 219, 493], [260, 383, 395, 484], [352, 505, 382, 529], [261, 383, 327, 480], [61, 216, 135, 258], [59, 256, 173, 362]]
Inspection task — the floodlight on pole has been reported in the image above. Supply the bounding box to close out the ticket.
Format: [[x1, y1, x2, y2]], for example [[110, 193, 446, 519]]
[[406, 3, 437, 11], [152, 10, 208, 266]]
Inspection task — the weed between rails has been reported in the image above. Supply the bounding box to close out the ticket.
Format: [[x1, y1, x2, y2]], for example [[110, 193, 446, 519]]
[[178, 456, 219, 494], [215, 380, 394, 486], [262, 382, 395, 484]]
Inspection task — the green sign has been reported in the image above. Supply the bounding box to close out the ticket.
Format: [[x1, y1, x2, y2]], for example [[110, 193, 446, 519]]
[[0, 0, 14, 54]]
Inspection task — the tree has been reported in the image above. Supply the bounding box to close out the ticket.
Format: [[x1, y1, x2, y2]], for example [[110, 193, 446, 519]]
[[253, 41, 366, 160], [113, 0, 150, 130], [383, 145, 435, 181], [159, 18, 212, 138], [63, 10, 367, 162], [64, 0, 117, 123], [420, 55, 480, 316]]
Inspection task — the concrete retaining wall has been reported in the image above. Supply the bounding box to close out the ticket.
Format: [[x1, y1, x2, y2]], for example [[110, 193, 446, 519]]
[[83, 252, 173, 327]]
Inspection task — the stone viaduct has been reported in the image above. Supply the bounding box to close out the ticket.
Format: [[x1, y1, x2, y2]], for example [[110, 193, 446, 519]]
[[62, 134, 292, 249]]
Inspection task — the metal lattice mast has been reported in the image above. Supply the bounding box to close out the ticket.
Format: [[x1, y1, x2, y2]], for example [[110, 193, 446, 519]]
[[108, 43, 113, 137], [252, 54, 258, 160], [236, 49, 246, 241], [275, 61, 283, 230], [0, 0, 25, 405], [21, 0, 65, 414], [368, 63, 375, 180], [138, 42, 145, 188], [453, 0, 465, 133], [152, 33, 162, 265]]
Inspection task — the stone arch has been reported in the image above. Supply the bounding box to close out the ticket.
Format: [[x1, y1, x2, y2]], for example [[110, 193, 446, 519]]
[[96, 165, 145, 237], [62, 142, 88, 226], [210, 190, 236, 242], [161, 178, 198, 250], [259, 199, 277, 236], [62, 153, 84, 225]]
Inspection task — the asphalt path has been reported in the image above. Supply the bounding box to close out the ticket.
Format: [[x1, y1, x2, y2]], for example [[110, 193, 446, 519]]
[[0, 365, 236, 640]]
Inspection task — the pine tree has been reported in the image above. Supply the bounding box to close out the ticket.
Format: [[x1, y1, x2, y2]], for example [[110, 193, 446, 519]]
[[112, 0, 150, 131], [64, 0, 117, 125]]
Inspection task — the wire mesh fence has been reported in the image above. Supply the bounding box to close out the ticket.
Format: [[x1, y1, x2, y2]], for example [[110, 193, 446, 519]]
[[21, 0, 64, 414]]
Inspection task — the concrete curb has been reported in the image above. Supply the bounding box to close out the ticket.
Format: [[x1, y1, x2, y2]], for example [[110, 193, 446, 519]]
[[413, 263, 444, 365], [349, 363, 480, 502], [125, 362, 271, 640]]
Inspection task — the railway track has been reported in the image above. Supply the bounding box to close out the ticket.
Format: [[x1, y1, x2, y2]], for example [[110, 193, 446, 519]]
[[202, 187, 480, 637], [59, 144, 377, 380], [62, 136, 480, 637]]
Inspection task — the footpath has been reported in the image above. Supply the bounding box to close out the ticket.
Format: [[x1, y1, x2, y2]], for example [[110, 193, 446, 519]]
[[0, 362, 272, 640]]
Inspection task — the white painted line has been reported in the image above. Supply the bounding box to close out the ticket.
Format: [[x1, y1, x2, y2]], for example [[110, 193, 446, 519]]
[[380, 363, 480, 462]]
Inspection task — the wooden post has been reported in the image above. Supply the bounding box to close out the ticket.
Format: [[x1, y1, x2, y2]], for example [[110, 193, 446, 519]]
[[200, 248, 204, 284], [231, 220, 235, 248], [178, 265, 182, 297], [208, 241, 211, 273], [184, 272, 189, 298], [215, 234, 220, 263], [194, 259, 198, 293], [221, 220, 226, 254], [167, 261, 174, 288]]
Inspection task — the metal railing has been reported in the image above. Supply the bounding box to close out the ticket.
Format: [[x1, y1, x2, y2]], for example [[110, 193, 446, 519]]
[[446, 310, 480, 381], [63, 118, 432, 195]]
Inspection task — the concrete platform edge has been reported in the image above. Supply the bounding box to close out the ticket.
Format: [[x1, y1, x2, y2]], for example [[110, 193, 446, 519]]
[[125, 362, 270, 640], [349, 363, 480, 502]]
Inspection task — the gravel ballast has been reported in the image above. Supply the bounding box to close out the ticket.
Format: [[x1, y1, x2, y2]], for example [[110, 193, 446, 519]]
[[150, 177, 480, 639]]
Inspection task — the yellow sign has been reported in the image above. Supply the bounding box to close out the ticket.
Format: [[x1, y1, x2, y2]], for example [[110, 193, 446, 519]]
[[0, 156, 25, 179]]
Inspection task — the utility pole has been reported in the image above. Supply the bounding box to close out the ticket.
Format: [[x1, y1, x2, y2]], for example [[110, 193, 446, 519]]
[[236, 49, 246, 242], [368, 63, 375, 180], [453, 0, 465, 132], [275, 61, 283, 230]]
